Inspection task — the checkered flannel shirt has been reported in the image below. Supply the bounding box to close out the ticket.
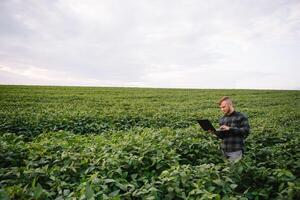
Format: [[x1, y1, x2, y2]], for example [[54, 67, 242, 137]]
[[216, 111, 250, 153]]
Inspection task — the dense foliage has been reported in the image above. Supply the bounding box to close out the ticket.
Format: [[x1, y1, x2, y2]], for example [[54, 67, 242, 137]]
[[0, 85, 299, 199]]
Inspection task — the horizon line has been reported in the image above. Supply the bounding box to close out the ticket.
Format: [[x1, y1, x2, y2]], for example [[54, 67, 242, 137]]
[[0, 83, 299, 91]]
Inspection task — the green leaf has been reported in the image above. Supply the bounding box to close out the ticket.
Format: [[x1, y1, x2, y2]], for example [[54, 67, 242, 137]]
[[111, 196, 121, 200], [85, 183, 95, 200], [109, 190, 120, 197], [33, 183, 44, 200], [0, 189, 10, 200], [230, 184, 238, 189], [104, 179, 115, 184], [131, 173, 138, 180]]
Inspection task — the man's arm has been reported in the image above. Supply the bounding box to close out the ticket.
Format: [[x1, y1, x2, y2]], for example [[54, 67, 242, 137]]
[[214, 129, 229, 139], [216, 118, 228, 139]]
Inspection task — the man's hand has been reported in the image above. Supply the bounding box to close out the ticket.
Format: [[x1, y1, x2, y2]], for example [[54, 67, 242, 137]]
[[220, 125, 230, 131]]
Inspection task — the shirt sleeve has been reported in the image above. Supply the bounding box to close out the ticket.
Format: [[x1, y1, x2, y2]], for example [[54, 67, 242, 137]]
[[229, 114, 250, 138], [215, 130, 229, 139], [215, 130, 223, 139], [216, 118, 225, 139]]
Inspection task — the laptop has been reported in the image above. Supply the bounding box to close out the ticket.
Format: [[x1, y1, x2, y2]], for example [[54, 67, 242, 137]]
[[197, 119, 217, 132]]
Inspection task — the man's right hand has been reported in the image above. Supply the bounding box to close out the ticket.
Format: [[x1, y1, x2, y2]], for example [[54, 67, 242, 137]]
[[220, 125, 230, 131]]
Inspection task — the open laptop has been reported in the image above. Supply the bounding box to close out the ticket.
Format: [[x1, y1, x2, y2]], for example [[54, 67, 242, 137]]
[[197, 119, 217, 132]]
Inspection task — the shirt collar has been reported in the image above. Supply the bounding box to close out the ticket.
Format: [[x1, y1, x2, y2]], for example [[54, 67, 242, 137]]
[[225, 110, 236, 116]]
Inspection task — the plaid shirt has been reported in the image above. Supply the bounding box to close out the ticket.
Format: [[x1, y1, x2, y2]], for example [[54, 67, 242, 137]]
[[216, 111, 250, 153]]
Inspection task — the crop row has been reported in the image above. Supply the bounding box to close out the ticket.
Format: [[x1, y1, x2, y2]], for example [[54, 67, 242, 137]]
[[1, 127, 299, 199], [0, 86, 299, 199]]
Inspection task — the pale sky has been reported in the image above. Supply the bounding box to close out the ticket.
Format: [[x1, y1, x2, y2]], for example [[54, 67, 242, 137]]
[[0, 0, 299, 89]]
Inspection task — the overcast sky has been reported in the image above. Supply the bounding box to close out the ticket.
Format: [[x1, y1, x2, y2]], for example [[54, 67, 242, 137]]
[[0, 0, 299, 89]]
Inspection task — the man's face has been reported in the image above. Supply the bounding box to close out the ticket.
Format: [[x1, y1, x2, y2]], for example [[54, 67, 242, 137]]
[[220, 101, 231, 114]]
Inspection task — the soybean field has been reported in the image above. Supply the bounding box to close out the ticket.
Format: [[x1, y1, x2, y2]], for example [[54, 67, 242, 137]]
[[0, 85, 299, 199]]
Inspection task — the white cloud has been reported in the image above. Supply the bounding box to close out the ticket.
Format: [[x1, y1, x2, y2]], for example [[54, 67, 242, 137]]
[[0, 0, 299, 89], [249, 2, 300, 43], [0, 62, 148, 87]]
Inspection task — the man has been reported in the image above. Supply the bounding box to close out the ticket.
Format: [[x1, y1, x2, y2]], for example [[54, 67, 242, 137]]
[[216, 96, 250, 162]]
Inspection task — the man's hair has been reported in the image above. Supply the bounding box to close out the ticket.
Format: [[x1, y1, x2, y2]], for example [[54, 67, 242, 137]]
[[218, 96, 233, 106]]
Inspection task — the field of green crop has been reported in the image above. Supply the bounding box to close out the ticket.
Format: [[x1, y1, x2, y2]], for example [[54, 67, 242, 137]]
[[0, 85, 299, 199]]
